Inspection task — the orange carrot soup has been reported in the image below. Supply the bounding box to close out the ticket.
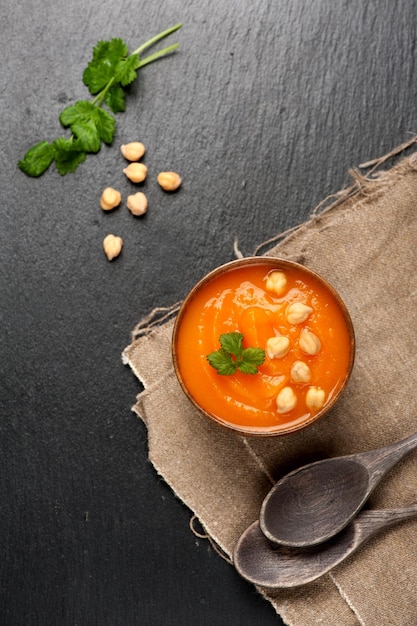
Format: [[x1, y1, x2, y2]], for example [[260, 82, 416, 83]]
[[173, 258, 355, 436]]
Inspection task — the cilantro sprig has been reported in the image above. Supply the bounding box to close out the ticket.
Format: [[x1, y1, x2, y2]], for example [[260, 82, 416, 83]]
[[18, 24, 182, 177], [206, 332, 265, 376]]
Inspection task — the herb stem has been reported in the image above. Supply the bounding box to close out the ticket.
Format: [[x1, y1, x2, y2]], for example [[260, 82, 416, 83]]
[[132, 23, 182, 56], [136, 43, 180, 69], [91, 77, 115, 107]]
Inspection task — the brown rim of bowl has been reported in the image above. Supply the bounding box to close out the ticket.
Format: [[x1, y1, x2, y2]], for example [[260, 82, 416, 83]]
[[172, 256, 356, 437]]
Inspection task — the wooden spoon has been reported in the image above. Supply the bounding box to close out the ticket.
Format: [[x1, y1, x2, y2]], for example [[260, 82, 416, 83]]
[[234, 505, 417, 588], [260, 430, 417, 547]]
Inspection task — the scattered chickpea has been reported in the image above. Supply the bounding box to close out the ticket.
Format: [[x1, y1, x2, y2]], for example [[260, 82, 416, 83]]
[[123, 162, 148, 183], [276, 386, 297, 414], [290, 360, 311, 383], [103, 234, 123, 261], [127, 192, 148, 216], [100, 187, 122, 211], [299, 328, 321, 355], [266, 336, 290, 359], [157, 171, 182, 191], [286, 302, 313, 325], [120, 142, 146, 161], [306, 386, 326, 411], [265, 271, 287, 296]]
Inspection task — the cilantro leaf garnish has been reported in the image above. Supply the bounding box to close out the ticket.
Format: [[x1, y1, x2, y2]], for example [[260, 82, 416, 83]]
[[59, 101, 115, 151], [206, 350, 237, 376], [83, 38, 129, 94], [114, 55, 139, 87], [104, 84, 126, 113], [52, 137, 87, 175], [18, 24, 182, 177], [17, 141, 55, 177], [207, 332, 265, 376]]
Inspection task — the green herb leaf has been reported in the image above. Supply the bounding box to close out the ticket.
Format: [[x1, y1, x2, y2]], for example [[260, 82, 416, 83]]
[[114, 54, 139, 86], [206, 349, 237, 376], [94, 107, 116, 143], [219, 332, 244, 358], [59, 101, 115, 149], [104, 84, 126, 113], [82, 62, 113, 95], [206, 332, 265, 376], [59, 100, 92, 126], [72, 121, 101, 153], [52, 137, 87, 175], [92, 38, 128, 62], [83, 38, 128, 94], [239, 347, 266, 374], [18, 140, 55, 177]]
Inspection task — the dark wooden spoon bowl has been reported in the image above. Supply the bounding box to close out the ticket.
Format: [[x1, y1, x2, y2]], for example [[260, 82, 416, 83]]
[[260, 430, 417, 547]]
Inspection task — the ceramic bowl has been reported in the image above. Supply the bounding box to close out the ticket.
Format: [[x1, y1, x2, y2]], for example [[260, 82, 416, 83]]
[[172, 257, 355, 436]]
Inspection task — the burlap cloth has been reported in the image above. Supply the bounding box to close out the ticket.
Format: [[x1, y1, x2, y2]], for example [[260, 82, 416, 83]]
[[123, 148, 417, 626]]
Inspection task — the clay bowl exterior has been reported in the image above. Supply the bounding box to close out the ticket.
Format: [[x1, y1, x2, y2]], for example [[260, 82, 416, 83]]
[[172, 257, 355, 437]]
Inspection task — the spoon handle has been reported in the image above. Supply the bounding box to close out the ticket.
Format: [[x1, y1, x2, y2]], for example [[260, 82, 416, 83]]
[[355, 504, 417, 540], [361, 431, 417, 487]]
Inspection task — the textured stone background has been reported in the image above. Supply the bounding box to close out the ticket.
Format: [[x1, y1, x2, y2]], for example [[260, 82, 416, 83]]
[[2, 1, 416, 624]]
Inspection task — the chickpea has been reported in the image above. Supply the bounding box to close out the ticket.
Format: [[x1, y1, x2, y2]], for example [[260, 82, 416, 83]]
[[286, 302, 313, 325], [123, 162, 148, 183], [306, 387, 326, 410], [276, 386, 297, 414], [157, 171, 182, 191], [120, 142, 146, 161], [127, 192, 148, 216], [290, 360, 311, 383], [100, 187, 122, 211], [266, 336, 290, 359], [103, 234, 123, 261], [265, 271, 287, 296], [299, 328, 321, 355]]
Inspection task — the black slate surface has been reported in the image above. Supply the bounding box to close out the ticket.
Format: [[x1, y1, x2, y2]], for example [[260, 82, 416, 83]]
[[2, 1, 416, 624]]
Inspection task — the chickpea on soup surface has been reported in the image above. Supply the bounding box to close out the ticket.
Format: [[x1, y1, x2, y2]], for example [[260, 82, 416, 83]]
[[174, 260, 354, 434]]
